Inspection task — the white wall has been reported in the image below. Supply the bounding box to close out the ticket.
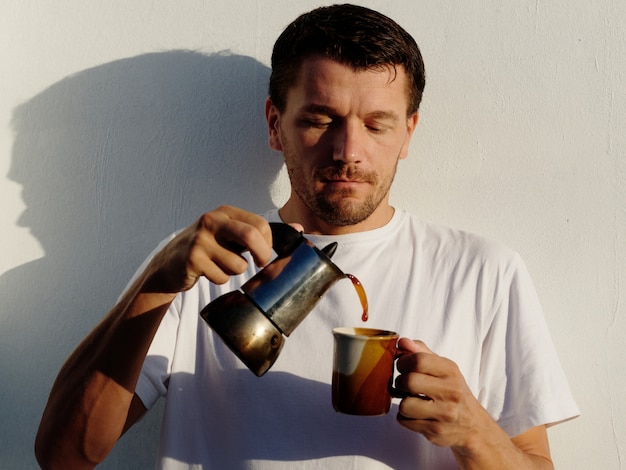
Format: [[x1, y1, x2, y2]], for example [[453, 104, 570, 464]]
[[1, 1, 623, 468]]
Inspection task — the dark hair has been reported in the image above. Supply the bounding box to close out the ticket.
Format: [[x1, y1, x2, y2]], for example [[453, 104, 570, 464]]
[[269, 4, 426, 115]]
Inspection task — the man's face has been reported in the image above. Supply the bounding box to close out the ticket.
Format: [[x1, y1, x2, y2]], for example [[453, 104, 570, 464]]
[[266, 56, 418, 233]]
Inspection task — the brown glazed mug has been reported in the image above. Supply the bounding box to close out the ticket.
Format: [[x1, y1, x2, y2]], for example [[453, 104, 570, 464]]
[[332, 327, 405, 416]]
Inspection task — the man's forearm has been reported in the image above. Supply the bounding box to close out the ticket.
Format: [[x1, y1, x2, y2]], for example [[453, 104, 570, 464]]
[[35, 208, 275, 468], [35, 278, 175, 469], [452, 424, 554, 470]]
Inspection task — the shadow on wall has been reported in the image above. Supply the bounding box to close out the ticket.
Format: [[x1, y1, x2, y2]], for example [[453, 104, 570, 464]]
[[0, 50, 282, 469]]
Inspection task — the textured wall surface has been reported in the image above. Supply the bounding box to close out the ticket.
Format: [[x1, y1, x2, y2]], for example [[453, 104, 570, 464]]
[[1, 1, 624, 468]]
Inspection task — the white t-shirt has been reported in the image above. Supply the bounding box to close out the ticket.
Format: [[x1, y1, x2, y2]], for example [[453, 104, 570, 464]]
[[135, 209, 579, 469]]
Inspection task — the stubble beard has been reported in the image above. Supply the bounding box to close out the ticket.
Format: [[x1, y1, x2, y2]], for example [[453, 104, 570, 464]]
[[286, 156, 399, 227]]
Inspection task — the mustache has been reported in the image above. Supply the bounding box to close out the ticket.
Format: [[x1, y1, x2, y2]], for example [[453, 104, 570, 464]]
[[315, 164, 376, 183]]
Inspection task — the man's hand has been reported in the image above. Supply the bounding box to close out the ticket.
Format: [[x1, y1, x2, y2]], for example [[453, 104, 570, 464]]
[[394, 338, 490, 448], [394, 338, 553, 469], [142, 206, 275, 294]]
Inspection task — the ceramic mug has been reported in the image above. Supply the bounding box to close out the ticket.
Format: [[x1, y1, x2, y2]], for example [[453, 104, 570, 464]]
[[332, 327, 405, 416]]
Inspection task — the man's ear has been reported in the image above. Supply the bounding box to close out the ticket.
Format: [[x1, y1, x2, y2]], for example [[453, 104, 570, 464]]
[[399, 112, 419, 161], [265, 98, 283, 152]]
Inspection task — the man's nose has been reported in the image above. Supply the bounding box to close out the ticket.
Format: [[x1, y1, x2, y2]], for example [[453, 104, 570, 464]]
[[332, 121, 362, 163]]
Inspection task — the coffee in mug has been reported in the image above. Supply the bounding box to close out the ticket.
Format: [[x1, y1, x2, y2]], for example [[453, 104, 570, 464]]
[[332, 327, 402, 416]]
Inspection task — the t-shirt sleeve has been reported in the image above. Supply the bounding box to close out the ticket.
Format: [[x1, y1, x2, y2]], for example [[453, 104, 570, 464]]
[[478, 253, 580, 437]]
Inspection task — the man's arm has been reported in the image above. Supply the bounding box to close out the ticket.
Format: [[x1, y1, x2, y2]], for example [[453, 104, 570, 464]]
[[395, 338, 554, 470], [35, 206, 274, 470]]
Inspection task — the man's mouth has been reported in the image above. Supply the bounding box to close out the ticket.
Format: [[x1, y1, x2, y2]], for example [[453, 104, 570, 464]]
[[323, 177, 363, 184], [317, 165, 372, 185]]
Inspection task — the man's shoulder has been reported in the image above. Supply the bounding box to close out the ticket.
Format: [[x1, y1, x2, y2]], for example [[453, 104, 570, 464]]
[[399, 211, 521, 267]]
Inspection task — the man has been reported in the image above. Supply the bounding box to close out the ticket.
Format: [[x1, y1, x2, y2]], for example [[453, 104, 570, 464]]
[[35, 4, 578, 469]]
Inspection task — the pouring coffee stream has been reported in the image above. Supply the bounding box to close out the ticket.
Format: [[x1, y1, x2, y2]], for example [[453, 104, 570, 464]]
[[199, 223, 368, 376], [346, 274, 368, 322]]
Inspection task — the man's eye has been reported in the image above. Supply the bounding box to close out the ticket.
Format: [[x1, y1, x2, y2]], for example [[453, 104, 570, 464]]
[[366, 120, 393, 133], [366, 124, 386, 133], [303, 119, 331, 129]]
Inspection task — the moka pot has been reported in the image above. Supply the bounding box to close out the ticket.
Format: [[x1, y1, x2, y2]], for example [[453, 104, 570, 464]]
[[199, 223, 345, 376]]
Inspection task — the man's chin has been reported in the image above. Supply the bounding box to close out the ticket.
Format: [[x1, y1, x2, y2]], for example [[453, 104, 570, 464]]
[[314, 200, 375, 227]]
